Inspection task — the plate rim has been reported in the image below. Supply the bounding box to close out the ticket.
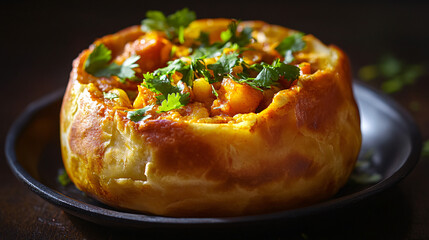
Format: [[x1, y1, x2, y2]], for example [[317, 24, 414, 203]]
[[5, 81, 422, 228]]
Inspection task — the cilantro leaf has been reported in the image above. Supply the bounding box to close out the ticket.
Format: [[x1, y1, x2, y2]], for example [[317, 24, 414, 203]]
[[143, 74, 181, 102], [141, 10, 168, 32], [127, 105, 154, 122], [191, 21, 253, 59], [153, 59, 195, 87], [240, 59, 300, 88], [158, 92, 190, 112], [85, 43, 140, 82], [118, 55, 140, 79], [273, 59, 301, 81], [207, 52, 240, 82], [275, 33, 306, 63], [141, 8, 196, 43], [154, 59, 188, 76], [192, 42, 224, 59], [253, 64, 279, 87], [220, 20, 253, 47], [103, 92, 119, 99], [84, 44, 112, 74], [192, 59, 213, 81]]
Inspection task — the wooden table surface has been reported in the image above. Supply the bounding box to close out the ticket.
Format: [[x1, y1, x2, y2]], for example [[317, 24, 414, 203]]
[[1, 1, 428, 239]]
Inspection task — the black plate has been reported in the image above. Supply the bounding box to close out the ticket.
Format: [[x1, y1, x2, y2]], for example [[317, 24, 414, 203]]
[[5, 81, 421, 228]]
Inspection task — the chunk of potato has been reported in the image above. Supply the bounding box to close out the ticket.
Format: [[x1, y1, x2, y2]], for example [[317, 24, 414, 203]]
[[212, 78, 263, 116], [193, 78, 215, 103]]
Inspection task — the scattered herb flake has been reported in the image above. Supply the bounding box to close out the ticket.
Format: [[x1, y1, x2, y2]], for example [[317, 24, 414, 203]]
[[127, 105, 154, 122], [211, 85, 219, 97]]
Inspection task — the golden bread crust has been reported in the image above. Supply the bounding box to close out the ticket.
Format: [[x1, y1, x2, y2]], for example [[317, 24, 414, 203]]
[[60, 19, 361, 217]]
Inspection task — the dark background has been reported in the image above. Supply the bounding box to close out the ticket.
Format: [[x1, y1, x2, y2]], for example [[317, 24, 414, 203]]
[[1, 1, 429, 239]]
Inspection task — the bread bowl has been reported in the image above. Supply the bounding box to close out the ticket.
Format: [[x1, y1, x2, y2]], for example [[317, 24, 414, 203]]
[[60, 9, 361, 217]]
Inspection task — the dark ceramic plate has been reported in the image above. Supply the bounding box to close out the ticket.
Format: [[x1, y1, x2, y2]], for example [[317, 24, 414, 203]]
[[5, 81, 421, 228]]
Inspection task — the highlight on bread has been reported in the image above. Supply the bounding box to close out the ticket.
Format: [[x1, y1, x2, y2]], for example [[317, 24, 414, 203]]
[[60, 8, 361, 217]]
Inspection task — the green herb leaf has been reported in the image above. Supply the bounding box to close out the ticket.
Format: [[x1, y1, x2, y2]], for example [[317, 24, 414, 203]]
[[118, 55, 140, 79], [207, 52, 240, 82], [275, 33, 306, 63], [191, 21, 253, 59], [57, 169, 71, 186], [127, 105, 154, 122], [251, 59, 300, 87], [84, 44, 112, 75], [141, 8, 196, 43], [191, 42, 225, 59], [141, 10, 168, 32], [220, 20, 253, 47], [158, 92, 190, 112], [103, 92, 119, 99], [84, 44, 140, 82], [143, 74, 181, 102], [192, 59, 213, 81], [154, 58, 188, 76]]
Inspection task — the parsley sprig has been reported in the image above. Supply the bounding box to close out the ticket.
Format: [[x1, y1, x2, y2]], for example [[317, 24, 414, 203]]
[[141, 8, 196, 44], [85, 44, 140, 83]]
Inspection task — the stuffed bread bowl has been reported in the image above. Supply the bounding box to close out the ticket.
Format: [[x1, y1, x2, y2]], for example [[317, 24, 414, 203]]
[[60, 9, 361, 217]]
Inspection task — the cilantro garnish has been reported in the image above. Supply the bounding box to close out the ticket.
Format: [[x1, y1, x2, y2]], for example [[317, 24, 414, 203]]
[[230, 59, 300, 89], [142, 73, 191, 111], [252, 59, 300, 87], [85, 44, 140, 83], [127, 105, 154, 122], [143, 74, 182, 101], [220, 20, 253, 47], [158, 92, 190, 112], [275, 33, 306, 64], [207, 52, 240, 82], [122, 11, 304, 113], [141, 8, 196, 43], [191, 21, 254, 59]]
